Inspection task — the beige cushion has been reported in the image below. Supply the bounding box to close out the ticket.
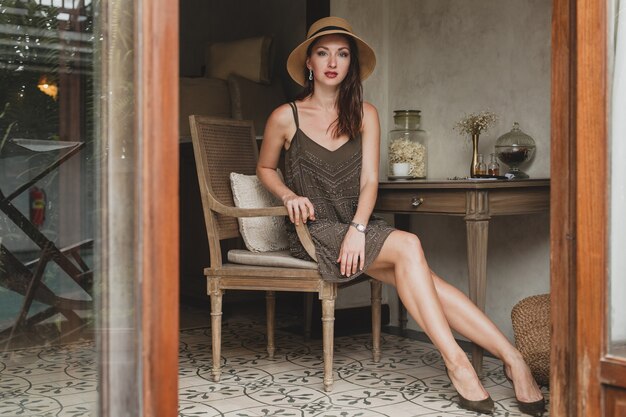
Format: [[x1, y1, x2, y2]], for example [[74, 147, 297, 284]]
[[206, 36, 273, 84], [179, 77, 231, 137], [230, 171, 289, 252], [227, 249, 317, 269], [228, 74, 286, 135]]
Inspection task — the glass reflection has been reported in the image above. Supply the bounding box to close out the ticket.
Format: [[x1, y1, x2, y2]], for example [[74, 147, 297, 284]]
[[609, 0, 626, 357], [0, 0, 138, 415], [1, 0, 95, 346]]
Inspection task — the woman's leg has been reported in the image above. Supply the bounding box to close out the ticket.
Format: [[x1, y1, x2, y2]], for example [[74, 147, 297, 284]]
[[365, 230, 490, 402], [366, 231, 543, 403], [428, 271, 543, 402]]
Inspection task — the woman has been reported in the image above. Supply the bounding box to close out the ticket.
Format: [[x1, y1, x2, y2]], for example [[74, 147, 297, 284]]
[[257, 16, 545, 416]]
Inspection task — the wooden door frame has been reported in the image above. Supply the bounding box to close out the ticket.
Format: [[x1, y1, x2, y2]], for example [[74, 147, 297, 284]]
[[550, 0, 577, 415], [139, 0, 179, 416], [552, 0, 626, 416], [137, 0, 626, 415]]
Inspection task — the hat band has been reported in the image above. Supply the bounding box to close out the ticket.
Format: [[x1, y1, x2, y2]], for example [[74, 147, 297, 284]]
[[308, 25, 352, 39]]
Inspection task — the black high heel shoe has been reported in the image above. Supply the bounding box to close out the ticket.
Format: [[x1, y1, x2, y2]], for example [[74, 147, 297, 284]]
[[503, 364, 546, 417], [445, 368, 495, 415]]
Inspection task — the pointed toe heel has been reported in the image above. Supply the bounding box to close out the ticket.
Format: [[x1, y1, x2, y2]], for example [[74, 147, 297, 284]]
[[458, 395, 495, 415], [503, 364, 546, 417], [518, 399, 546, 417], [446, 368, 495, 415]]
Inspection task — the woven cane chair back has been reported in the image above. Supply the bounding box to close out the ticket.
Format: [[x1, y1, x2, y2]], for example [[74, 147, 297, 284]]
[[189, 116, 258, 242]]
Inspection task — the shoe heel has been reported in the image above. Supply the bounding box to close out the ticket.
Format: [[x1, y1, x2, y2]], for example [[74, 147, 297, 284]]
[[446, 367, 495, 415], [502, 364, 546, 417]]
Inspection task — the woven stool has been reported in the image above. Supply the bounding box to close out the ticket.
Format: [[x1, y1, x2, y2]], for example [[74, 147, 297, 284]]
[[511, 294, 550, 386]]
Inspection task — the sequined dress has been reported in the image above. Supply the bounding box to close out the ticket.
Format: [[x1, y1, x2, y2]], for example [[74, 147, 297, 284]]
[[284, 102, 395, 283]]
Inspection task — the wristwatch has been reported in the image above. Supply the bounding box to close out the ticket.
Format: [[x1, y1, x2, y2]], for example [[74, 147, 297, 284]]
[[350, 222, 367, 233]]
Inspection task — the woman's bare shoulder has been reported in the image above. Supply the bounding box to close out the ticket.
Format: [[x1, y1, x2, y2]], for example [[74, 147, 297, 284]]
[[267, 103, 296, 130], [363, 101, 379, 119]]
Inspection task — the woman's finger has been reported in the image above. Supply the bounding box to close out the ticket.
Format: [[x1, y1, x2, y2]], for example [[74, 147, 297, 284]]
[[340, 253, 348, 275], [351, 254, 359, 275], [306, 201, 315, 220], [346, 254, 354, 276], [300, 204, 309, 223], [359, 252, 365, 271], [293, 206, 301, 225], [287, 202, 294, 223]]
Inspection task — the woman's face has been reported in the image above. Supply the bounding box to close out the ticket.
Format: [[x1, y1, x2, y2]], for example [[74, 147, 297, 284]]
[[306, 34, 351, 86]]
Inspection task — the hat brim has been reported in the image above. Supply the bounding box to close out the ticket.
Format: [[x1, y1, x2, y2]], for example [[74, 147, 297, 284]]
[[286, 30, 376, 86]]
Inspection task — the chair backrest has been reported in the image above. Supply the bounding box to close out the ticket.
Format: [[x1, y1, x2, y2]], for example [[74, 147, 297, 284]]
[[189, 116, 258, 250]]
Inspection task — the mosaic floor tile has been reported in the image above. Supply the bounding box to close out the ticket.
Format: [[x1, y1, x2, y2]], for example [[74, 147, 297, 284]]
[[0, 313, 550, 416]]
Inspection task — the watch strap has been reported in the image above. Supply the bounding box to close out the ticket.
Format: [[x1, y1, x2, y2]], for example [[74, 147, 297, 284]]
[[350, 222, 367, 233]]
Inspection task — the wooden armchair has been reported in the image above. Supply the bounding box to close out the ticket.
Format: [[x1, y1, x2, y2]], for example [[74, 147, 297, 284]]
[[189, 115, 382, 392]]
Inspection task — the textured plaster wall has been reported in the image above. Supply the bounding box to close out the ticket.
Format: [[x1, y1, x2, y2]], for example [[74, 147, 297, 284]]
[[332, 0, 551, 340]]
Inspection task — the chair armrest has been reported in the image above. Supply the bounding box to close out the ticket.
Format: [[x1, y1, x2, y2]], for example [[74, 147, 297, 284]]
[[295, 222, 317, 262], [207, 191, 317, 261], [207, 192, 287, 217]]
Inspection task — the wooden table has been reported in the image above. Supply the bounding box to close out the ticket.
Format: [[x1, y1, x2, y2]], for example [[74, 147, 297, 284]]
[[375, 178, 550, 374]]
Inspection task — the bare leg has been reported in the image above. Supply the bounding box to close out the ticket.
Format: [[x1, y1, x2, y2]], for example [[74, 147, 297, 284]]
[[366, 230, 489, 402], [367, 231, 542, 403], [429, 270, 543, 403]]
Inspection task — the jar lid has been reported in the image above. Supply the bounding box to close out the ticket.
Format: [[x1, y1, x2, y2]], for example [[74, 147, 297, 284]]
[[393, 110, 422, 130], [495, 122, 536, 147], [393, 110, 421, 117]]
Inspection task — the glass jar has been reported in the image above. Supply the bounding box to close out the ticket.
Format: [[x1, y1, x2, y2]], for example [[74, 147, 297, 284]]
[[475, 153, 487, 175], [388, 110, 428, 178], [488, 153, 500, 176], [495, 122, 536, 179]]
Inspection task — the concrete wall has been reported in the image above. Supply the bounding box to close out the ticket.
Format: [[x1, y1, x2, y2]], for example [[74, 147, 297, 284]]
[[332, 0, 551, 340]]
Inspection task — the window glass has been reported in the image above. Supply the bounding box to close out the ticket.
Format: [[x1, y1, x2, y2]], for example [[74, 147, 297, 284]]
[[0, 1, 139, 415], [609, 0, 626, 357]]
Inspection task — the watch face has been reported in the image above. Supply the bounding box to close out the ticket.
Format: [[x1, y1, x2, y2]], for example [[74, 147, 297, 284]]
[[357, 224, 366, 232]]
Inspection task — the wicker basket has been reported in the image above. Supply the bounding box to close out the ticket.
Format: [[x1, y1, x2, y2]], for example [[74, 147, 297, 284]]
[[511, 294, 550, 386]]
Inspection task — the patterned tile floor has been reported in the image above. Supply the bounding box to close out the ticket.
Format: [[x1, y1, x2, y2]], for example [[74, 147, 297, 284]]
[[0, 314, 550, 416]]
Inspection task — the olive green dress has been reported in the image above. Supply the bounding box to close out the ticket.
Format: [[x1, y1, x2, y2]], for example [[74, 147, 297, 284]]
[[285, 102, 395, 283]]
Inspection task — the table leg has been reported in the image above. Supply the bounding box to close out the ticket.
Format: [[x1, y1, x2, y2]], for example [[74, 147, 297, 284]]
[[394, 213, 410, 334], [465, 218, 489, 376]]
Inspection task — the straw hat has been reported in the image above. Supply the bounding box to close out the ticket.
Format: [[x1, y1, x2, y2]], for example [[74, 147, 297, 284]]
[[286, 16, 376, 86]]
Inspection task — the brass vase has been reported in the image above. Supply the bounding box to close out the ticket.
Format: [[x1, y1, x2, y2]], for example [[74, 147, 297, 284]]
[[470, 133, 479, 177]]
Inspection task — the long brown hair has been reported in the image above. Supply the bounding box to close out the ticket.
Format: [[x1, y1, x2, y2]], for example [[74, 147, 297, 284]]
[[296, 35, 363, 140]]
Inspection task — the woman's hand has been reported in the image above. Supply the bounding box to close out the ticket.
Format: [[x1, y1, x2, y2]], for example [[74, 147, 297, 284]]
[[283, 194, 315, 225], [337, 227, 365, 276]]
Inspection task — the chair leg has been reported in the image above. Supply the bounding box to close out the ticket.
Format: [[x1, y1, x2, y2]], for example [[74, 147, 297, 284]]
[[304, 293, 313, 341], [266, 291, 275, 359], [209, 279, 223, 382], [370, 279, 382, 363], [320, 282, 337, 392]]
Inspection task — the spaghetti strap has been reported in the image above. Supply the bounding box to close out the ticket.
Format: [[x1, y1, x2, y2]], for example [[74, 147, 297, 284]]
[[289, 102, 299, 128]]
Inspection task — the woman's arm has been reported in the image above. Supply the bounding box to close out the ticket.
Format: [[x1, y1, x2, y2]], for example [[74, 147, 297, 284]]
[[353, 101, 381, 225], [257, 104, 315, 225], [337, 101, 381, 276]]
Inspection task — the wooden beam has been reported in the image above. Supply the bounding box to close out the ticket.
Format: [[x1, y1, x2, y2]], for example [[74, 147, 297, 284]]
[[139, 0, 179, 415], [576, 0, 607, 415], [550, 0, 577, 415]]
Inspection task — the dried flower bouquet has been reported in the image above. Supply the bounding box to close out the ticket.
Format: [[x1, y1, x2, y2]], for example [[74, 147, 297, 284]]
[[454, 111, 498, 136]]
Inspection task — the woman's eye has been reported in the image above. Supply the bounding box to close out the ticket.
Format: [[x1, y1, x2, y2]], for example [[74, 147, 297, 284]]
[[339, 51, 350, 58], [316, 51, 327, 56]]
